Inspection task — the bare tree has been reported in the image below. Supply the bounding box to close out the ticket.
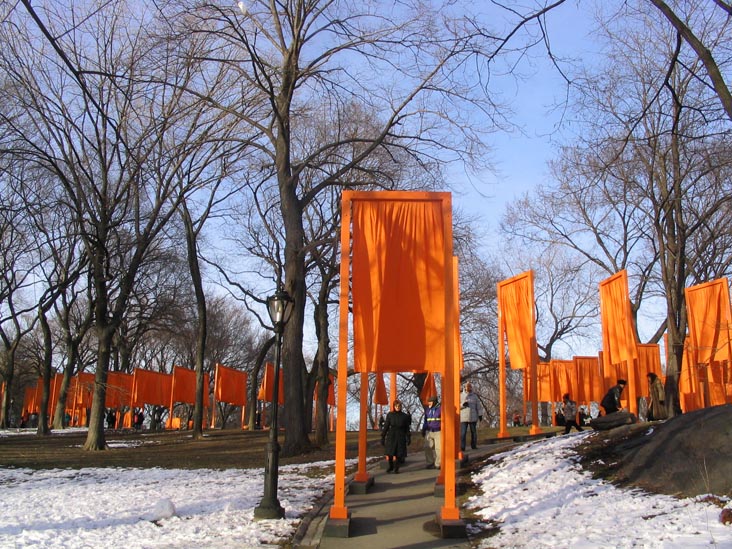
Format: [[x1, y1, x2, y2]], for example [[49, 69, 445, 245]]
[[0, 165, 40, 427], [0, 2, 229, 448], [165, 0, 521, 456], [503, 1, 732, 415]]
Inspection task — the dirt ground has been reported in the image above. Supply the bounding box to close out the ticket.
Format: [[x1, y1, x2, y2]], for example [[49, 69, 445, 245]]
[[0, 428, 384, 470], [2, 406, 730, 500]]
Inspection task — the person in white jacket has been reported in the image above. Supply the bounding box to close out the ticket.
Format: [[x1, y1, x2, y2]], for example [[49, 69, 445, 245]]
[[460, 382, 482, 451]]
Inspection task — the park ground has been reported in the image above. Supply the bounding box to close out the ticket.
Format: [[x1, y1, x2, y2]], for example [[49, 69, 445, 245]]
[[2, 405, 730, 500]]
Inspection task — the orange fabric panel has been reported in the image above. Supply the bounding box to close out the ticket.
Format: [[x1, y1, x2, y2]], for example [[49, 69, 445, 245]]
[[49, 374, 63, 418], [537, 362, 552, 401], [574, 356, 603, 403], [636, 344, 662, 397], [498, 271, 537, 370], [679, 339, 702, 412], [23, 385, 37, 414], [327, 375, 335, 406], [685, 278, 732, 366], [33, 378, 43, 412], [551, 360, 576, 400], [73, 372, 95, 408], [708, 362, 726, 406], [106, 372, 133, 408], [599, 270, 639, 367], [214, 363, 248, 406], [257, 362, 284, 405], [131, 368, 173, 407], [171, 366, 210, 405], [314, 374, 336, 406], [420, 372, 438, 403], [374, 374, 388, 405], [351, 196, 449, 373]]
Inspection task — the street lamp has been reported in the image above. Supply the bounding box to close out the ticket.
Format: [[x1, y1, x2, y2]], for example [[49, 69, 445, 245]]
[[254, 287, 294, 520]]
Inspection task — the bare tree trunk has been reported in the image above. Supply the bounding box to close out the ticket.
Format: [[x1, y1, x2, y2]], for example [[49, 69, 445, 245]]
[[182, 205, 207, 439], [37, 307, 53, 435]]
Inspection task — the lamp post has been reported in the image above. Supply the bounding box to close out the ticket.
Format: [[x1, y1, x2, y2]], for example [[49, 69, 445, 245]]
[[254, 287, 293, 520]]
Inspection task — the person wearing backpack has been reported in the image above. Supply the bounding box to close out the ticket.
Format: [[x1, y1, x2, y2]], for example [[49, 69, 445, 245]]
[[561, 393, 583, 434]]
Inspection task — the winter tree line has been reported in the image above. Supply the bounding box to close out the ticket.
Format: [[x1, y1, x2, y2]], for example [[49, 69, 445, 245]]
[[0, 0, 730, 455]]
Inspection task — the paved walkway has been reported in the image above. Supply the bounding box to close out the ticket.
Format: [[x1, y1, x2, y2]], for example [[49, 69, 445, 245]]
[[294, 439, 527, 549]]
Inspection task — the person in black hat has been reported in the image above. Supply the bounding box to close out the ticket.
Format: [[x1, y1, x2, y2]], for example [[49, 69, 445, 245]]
[[601, 379, 627, 415], [422, 395, 441, 469]]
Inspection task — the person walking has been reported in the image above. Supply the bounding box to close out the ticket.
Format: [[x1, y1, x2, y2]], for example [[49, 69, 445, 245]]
[[381, 400, 411, 473], [460, 382, 482, 451], [421, 395, 441, 469], [561, 393, 583, 434], [601, 379, 627, 415], [647, 373, 667, 421]]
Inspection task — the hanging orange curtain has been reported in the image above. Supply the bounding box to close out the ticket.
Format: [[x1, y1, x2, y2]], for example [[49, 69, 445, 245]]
[[374, 374, 388, 405], [707, 361, 726, 406], [574, 356, 603, 404], [170, 366, 210, 406], [131, 368, 173, 407], [73, 372, 95, 408], [497, 272, 537, 370], [536, 362, 552, 401], [599, 270, 639, 371], [351, 197, 447, 373], [685, 278, 732, 366], [48, 373, 64, 420], [419, 372, 438, 403], [679, 337, 703, 412], [314, 374, 336, 406], [636, 344, 661, 397], [551, 359, 576, 400], [32, 378, 43, 413], [22, 385, 36, 414], [214, 364, 248, 406], [105, 372, 133, 408], [257, 362, 285, 405]]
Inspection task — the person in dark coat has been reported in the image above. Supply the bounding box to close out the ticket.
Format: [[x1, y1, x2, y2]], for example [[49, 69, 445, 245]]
[[601, 379, 627, 415], [381, 399, 411, 473], [647, 372, 667, 421]]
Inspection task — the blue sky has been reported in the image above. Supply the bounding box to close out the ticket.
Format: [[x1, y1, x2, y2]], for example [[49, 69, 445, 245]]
[[453, 3, 598, 241]]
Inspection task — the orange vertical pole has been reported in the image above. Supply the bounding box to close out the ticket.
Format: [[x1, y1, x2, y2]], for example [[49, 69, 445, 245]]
[[390, 372, 397, 404], [627, 359, 639, 415], [210, 364, 218, 429], [529, 271, 542, 435], [497, 301, 510, 438], [330, 191, 352, 521], [439, 195, 460, 522], [354, 372, 370, 482], [168, 368, 176, 430]]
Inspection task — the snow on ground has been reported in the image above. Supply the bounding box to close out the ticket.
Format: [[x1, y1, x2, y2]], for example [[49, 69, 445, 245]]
[[1, 429, 730, 547], [466, 432, 732, 548]]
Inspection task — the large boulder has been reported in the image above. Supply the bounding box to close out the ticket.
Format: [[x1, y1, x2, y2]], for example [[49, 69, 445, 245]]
[[580, 404, 732, 498]]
